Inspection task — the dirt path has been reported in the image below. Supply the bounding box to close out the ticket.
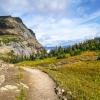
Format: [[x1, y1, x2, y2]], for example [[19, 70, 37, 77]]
[[23, 67, 59, 100]]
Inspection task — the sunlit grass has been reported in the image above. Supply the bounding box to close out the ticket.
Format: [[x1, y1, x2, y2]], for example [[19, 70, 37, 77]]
[[39, 61, 100, 100], [17, 57, 55, 66], [17, 57, 66, 66], [17, 51, 100, 100]]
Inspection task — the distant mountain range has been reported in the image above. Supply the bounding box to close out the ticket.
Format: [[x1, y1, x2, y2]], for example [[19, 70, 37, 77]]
[[45, 39, 82, 51], [45, 34, 100, 51]]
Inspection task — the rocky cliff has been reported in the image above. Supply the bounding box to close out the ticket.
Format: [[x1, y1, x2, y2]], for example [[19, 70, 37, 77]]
[[0, 16, 43, 58]]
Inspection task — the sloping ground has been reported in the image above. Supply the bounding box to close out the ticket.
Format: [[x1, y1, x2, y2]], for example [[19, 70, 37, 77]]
[[17, 51, 100, 100], [0, 16, 43, 57], [22, 67, 59, 100], [0, 61, 29, 100], [0, 60, 59, 100], [40, 61, 100, 100]]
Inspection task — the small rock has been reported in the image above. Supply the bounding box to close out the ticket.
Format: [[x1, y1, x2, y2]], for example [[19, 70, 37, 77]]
[[0, 87, 8, 92], [20, 82, 29, 89], [0, 75, 5, 86], [62, 89, 65, 93], [63, 96, 68, 100], [5, 85, 18, 90], [9, 64, 14, 67], [16, 89, 20, 93]]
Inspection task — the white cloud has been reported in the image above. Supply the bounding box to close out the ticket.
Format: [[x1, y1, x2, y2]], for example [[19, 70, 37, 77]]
[[22, 14, 100, 46], [0, 0, 100, 46], [34, 0, 68, 12], [0, 0, 70, 16]]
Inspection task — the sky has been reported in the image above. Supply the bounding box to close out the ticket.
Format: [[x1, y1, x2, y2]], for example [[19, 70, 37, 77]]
[[0, 0, 100, 47]]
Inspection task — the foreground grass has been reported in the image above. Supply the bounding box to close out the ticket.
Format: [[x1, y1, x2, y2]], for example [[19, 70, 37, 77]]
[[17, 53, 100, 100], [17, 57, 67, 66], [39, 61, 100, 100]]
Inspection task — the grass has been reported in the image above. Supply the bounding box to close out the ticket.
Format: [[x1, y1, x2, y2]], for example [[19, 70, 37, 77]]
[[0, 35, 19, 43], [17, 57, 56, 66], [17, 51, 100, 100], [39, 61, 100, 100], [16, 67, 26, 100], [16, 68, 24, 82], [17, 57, 67, 66], [16, 87, 26, 100], [81, 51, 98, 56]]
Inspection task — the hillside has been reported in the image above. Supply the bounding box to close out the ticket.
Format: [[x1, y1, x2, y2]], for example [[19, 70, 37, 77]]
[[17, 37, 100, 100], [18, 51, 100, 100], [0, 16, 43, 60]]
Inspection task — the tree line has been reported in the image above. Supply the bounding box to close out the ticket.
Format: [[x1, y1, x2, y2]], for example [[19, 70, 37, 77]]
[[8, 37, 100, 63], [49, 37, 100, 58]]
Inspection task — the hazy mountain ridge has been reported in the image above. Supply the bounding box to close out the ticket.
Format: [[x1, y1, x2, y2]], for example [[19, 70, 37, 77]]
[[45, 34, 100, 50]]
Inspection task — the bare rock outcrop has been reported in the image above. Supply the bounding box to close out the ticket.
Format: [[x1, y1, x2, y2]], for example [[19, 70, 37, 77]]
[[0, 16, 44, 57]]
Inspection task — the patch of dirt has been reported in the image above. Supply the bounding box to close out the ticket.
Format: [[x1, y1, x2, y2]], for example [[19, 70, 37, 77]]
[[0, 61, 29, 100], [22, 67, 59, 100]]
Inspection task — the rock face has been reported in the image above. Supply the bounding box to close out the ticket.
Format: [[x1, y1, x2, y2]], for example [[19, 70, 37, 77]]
[[0, 16, 43, 56]]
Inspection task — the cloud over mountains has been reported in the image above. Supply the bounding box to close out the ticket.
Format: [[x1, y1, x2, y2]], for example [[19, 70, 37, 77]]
[[0, 0, 100, 46]]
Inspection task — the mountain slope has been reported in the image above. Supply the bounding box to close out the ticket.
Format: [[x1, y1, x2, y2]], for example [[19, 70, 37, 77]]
[[0, 16, 43, 57]]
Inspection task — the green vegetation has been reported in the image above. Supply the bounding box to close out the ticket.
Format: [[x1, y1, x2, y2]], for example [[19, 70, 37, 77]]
[[16, 87, 26, 100], [17, 57, 56, 66], [3, 49, 47, 63], [3, 37, 99, 64], [49, 38, 100, 58], [16, 70, 23, 82], [41, 61, 100, 100], [97, 54, 100, 60], [17, 53, 100, 100], [16, 67, 26, 100], [9, 37, 100, 100], [0, 35, 19, 44]]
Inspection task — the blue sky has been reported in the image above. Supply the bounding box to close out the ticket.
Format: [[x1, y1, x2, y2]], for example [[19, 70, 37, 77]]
[[0, 0, 100, 46]]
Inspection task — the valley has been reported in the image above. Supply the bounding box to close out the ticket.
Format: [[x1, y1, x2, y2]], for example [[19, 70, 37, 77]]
[[17, 51, 100, 100], [0, 16, 100, 100]]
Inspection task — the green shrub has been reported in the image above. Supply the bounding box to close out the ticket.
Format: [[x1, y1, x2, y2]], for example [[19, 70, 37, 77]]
[[97, 55, 100, 60], [16, 87, 26, 100]]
